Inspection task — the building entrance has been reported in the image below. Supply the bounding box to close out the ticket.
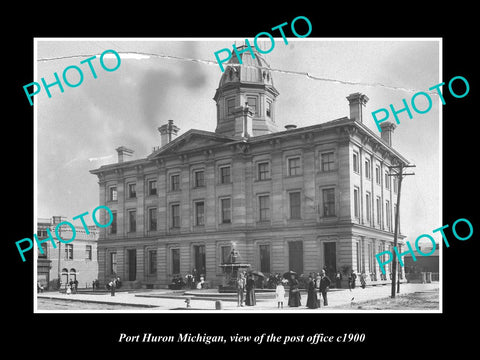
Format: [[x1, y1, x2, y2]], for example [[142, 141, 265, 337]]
[[324, 242, 337, 280], [288, 241, 303, 274], [194, 245, 206, 279], [127, 249, 136, 281]]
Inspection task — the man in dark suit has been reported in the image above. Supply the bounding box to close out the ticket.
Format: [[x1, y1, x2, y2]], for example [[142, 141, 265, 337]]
[[319, 269, 332, 306]]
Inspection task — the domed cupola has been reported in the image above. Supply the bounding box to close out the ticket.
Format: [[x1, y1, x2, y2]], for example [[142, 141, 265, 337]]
[[213, 45, 279, 138]]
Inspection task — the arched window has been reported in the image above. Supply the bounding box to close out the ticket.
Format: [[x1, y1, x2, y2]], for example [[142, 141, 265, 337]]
[[61, 268, 69, 286], [70, 268, 76, 281]]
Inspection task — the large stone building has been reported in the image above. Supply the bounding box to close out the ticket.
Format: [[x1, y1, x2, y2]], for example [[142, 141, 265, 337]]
[[90, 46, 409, 289], [36, 216, 99, 290]]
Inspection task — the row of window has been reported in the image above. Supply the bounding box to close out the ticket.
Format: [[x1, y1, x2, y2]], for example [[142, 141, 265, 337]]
[[107, 154, 339, 202], [110, 239, 398, 279], [108, 189, 338, 234], [353, 152, 399, 192], [38, 243, 93, 261], [225, 96, 273, 118], [109, 244, 272, 277], [353, 187, 397, 230]]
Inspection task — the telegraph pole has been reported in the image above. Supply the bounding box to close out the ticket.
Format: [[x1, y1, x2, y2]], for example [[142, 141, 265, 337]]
[[389, 163, 415, 298]]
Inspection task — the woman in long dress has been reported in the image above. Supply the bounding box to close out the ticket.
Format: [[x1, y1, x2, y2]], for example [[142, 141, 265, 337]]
[[245, 274, 256, 306], [306, 273, 319, 309], [288, 275, 301, 307]]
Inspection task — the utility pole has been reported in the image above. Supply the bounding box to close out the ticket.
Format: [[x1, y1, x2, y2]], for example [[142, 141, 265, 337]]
[[389, 163, 415, 298]]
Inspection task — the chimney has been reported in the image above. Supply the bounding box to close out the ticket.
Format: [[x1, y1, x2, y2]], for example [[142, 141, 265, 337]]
[[379, 122, 396, 146], [115, 146, 134, 163], [346, 92, 369, 123], [158, 119, 180, 147]]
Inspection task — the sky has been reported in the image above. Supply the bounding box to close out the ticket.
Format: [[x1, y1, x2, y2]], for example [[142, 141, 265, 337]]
[[35, 38, 441, 245]]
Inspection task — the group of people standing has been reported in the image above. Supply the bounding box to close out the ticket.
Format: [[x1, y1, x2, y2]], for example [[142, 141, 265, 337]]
[[275, 270, 332, 309], [236, 272, 257, 307], [65, 279, 78, 295]]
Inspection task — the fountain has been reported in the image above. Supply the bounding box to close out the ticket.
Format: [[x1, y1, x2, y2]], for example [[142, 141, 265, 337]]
[[218, 243, 251, 293]]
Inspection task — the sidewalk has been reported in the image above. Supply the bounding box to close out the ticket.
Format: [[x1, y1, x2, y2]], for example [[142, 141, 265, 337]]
[[37, 282, 439, 312]]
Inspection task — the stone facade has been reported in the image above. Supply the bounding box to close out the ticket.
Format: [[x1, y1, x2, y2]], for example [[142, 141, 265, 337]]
[[90, 49, 409, 289]]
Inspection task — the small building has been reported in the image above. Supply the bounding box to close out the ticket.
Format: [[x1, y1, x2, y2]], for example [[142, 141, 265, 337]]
[[404, 243, 439, 282], [36, 216, 99, 290]]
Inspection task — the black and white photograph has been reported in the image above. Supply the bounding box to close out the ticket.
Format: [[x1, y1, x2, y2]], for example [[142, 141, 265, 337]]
[[33, 38, 442, 314], [7, 8, 478, 354]]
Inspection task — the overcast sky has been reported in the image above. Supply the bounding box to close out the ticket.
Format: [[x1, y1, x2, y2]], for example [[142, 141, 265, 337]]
[[35, 38, 441, 245]]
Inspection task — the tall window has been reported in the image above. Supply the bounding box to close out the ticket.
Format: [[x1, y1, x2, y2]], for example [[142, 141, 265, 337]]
[[258, 162, 270, 180], [128, 210, 136, 232], [386, 200, 391, 230], [194, 170, 205, 187], [376, 197, 382, 225], [353, 152, 359, 173], [322, 188, 335, 217], [171, 204, 180, 228], [195, 201, 205, 226], [221, 198, 231, 223], [221, 245, 231, 264], [65, 244, 73, 260], [354, 187, 360, 218], [149, 250, 157, 275], [109, 186, 117, 201], [393, 177, 398, 193], [110, 212, 117, 234], [39, 243, 48, 258], [220, 166, 231, 184], [375, 165, 381, 185], [227, 98, 235, 115], [289, 191, 301, 219], [259, 244, 271, 273], [171, 248, 180, 274], [128, 183, 136, 198], [85, 245, 92, 260], [110, 252, 117, 275], [288, 157, 301, 176], [247, 96, 257, 115], [321, 152, 335, 172], [365, 158, 371, 179], [368, 243, 374, 274], [148, 208, 157, 231], [366, 192, 371, 221], [148, 180, 157, 196], [266, 100, 272, 118], [356, 242, 361, 273], [171, 174, 180, 191], [385, 171, 390, 189], [259, 195, 270, 221]]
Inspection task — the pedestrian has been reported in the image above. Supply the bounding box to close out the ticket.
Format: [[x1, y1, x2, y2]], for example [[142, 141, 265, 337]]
[[349, 270, 357, 290], [306, 273, 318, 309], [275, 281, 285, 309], [110, 278, 116, 296], [288, 274, 301, 307], [335, 271, 342, 288], [360, 272, 366, 289], [245, 274, 256, 306], [73, 279, 78, 294], [236, 272, 246, 307], [66, 284, 71, 295], [319, 269, 331, 306]]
